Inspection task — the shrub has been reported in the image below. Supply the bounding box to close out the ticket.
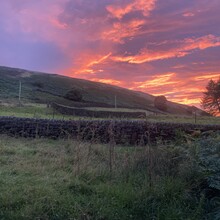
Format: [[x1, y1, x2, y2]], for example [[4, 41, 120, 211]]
[[154, 96, 167, 111], [31, 82, 44, 89], [64, 89, 83, 102]]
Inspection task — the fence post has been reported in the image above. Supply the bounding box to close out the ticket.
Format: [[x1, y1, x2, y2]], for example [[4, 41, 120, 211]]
[[108, 121, 115, 177]]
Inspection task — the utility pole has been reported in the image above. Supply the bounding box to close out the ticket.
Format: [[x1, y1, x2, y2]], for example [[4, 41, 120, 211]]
[[19, 81, 22, 105], [115, 95, 117, 109]]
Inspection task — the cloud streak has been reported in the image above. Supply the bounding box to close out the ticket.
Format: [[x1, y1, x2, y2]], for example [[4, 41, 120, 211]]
[[112, 35, 220, 64], [106, 0, 156, 19]]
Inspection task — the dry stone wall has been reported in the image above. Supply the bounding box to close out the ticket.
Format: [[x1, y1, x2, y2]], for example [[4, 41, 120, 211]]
[[0, 117, 220, 145], [51, 103, 146, 119]]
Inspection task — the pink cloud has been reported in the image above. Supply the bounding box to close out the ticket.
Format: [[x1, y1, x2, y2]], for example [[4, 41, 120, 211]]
[[183, 12, 195, 17], [106, 0, 157, 19], [1, 0, 70, 48], [112, 35, 220, 64], [71, 52, 112, 75], [102, 19, 145, 43]]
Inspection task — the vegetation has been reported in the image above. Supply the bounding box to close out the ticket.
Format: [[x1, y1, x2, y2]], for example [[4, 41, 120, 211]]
[[0, 104, 64, 119], [0, 66, 206, 115], [201, 79, 220, 115], [154, 96, 167, 111], [0, 103, 220, 124], [0, 66, 219, 219], [0, 66, 154, 110], [64, 88, 83, 102], [31, 81, 44, 89], [0, 132, 219, 220], [0, 104, 220, 124]]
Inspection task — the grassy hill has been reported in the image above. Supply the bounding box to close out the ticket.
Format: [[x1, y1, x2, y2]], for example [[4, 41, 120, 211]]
[[0, 66, 206, 115]]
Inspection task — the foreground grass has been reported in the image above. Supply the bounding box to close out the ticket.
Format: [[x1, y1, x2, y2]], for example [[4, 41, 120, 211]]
[[0, 134, 219, 220]]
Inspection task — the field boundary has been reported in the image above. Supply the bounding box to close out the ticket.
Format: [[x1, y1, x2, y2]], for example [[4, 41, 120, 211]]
[[0, 117, 220, 145], [51, 102, 147, 119]]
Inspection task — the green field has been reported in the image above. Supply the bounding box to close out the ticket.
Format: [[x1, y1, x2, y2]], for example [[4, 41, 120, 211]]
[[0, 103, 219, 124], [0, 133, 219, 220]]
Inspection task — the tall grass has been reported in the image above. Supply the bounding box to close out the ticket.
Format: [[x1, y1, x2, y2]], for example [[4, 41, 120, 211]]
[[0, 132, 219, 219]]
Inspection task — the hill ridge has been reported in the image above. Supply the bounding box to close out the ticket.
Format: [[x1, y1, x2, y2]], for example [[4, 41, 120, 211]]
[[0, 65, 206, 116]]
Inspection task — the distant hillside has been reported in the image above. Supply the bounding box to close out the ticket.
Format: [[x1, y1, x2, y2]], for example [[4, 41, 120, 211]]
[[0, 66, 207, 116]]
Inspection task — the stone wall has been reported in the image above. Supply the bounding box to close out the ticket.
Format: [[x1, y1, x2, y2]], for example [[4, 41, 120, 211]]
[[51, 103, 146, 119], [0, 117, 220, 145]]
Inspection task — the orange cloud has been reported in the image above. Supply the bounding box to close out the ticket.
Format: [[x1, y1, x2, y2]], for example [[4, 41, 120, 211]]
[[133, 73, 179, 89], [69, 53, 112, 75], [86, 53, 112, 68], [112, 50, 189, 64], [112, 35, 220, 63], [102, 19, 145, 43], [170, 97, 200, 105], [106, 0, 156, 19], [194, 73, 220, 81], [90, 78, 122, 86], [126, 72, 218, 107]]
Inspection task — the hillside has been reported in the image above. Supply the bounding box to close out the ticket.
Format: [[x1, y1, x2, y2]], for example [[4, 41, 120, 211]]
[[0, 66, 206, 115]]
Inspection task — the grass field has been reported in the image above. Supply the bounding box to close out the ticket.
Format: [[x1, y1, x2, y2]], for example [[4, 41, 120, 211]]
[[0, 104, 69, 120], [0, 102, 219, 219], [145, 114, 220, 125], [0, 133, 219, 219], [0, 103, 219, 124]]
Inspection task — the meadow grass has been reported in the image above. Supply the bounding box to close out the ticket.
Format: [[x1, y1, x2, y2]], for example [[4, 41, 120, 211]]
[[0, 104, 74, 120], [0, 134, 219, 220], [145, 114, 220, 125], [0, 103, 220, 124]]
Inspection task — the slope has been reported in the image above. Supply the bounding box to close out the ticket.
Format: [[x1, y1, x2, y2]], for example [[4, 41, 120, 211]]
[[0, 66, 206, 115]]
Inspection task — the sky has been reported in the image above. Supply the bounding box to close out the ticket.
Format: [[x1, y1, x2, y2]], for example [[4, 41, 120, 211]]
[[0, 0, 220, 107]]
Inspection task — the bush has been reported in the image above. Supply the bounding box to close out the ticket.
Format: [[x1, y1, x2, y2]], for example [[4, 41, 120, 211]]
[[154, 96, 167, 111], [64, 89, 83, 102], [31, 82, 44, 89]]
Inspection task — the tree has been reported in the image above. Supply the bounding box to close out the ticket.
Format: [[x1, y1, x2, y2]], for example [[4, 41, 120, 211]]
[[154, 95, 167, 111], [201, 79, 220, 115], [64, 89, 83, 102]]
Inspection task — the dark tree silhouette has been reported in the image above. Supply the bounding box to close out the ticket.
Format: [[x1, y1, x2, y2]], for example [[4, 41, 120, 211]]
[[154, 95, 167, 111], [64, 89, 83, 102], [201, 79, 220, 115]]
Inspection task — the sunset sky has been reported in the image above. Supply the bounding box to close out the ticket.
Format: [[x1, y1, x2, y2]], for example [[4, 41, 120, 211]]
[[0, 0, 220, 106]]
